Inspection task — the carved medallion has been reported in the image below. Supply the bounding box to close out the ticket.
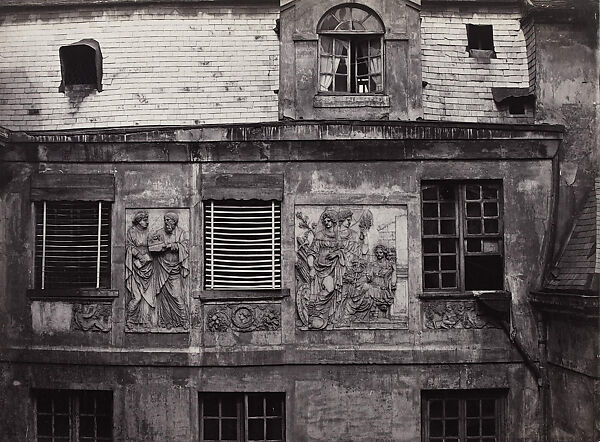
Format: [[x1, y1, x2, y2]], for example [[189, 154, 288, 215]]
[[295, 205, 408, 330], [422, 300, 499, 330], [72, 303, 111, 332], [205, 304, 281, 332], [125, 209, 191, 333]]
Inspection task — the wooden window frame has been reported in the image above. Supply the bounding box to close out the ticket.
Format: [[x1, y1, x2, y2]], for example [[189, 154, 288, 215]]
[[421, 181, 504, 293], [199, 393, 285, 442], [33, 389, 113, 442], [421, 390, 506, 442]]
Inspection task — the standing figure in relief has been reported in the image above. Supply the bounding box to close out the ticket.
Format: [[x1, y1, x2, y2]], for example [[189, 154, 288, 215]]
[[125, 210, 156, 328], [364, 245, 396, 318], [149, 212, 190, 329], [306, 208, 345, 328]]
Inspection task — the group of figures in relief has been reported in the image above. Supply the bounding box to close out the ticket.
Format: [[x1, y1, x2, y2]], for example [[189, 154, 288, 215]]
[[296, 207, 398, 329], [125, 211, 189, 331]]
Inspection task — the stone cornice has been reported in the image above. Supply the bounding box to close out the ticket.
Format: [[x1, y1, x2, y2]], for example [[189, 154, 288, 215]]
[[0, 0, 275, 11]]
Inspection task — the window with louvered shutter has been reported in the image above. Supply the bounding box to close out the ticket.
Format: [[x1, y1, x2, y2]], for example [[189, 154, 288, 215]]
[[204, 200, 281, 290], [35, 201, 111, 290]]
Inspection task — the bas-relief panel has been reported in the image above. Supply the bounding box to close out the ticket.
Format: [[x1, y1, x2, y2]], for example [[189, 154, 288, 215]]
[[422, 301, 499, 330], [72, 304, 111, 332], [205, 303, 281, 333], [295, 205, 408, 330], [125, 209, 191, 333]]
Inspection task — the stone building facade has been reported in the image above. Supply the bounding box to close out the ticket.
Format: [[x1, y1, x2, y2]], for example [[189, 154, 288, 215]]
[[0, 0, 597, 441]]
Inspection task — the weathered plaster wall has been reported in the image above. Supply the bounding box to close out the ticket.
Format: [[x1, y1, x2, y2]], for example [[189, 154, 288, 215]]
[[0, 362, 540, 442], [0, 3, 279, 131], [421, 7, 531, 123]]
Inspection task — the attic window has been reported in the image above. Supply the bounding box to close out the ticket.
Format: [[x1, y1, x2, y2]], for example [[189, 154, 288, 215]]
[[59, 39, 103, 92], [466, 25, 495, 58]]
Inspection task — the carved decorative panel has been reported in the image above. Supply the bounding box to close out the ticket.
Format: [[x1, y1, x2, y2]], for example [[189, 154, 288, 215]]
[[125, 209, 191, 333], [72, 303, 111, 332], [422, 300, 499, 329], [205, 303, 281, 332], [295, 205, 408, 330]]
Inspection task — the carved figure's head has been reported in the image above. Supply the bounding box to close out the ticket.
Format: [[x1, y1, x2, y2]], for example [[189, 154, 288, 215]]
[[338, 208, 353, 228], [385, 248, 396, 262], [374, 244, 387, 260], [133, 210, 149, 229], [320, 207, 338, 229], [164, 212, 179, 233]]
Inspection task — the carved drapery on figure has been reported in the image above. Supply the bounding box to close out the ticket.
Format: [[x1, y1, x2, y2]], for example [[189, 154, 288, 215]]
[[295, 205, 408, 330], [125, 210, 190, 332]]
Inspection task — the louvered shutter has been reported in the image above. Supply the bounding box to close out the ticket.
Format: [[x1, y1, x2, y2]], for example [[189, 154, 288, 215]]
[[35, 201, 111, 289], [204, 200, 281, 289]]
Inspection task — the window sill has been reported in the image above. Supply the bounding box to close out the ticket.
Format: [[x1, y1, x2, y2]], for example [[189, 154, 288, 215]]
[[468, 49, 496, 59], [27, 288, 118, 301], [419, 290, 510, 301], [313, 94, 390, 108], [198, 289, 290, 302]]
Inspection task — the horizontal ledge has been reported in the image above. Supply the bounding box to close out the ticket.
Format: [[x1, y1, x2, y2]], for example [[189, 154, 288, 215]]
[[197, 288, 290, 301], [418, 290, 510, 300], [313, 94, 390, 108], [28, 288, 119, 301]]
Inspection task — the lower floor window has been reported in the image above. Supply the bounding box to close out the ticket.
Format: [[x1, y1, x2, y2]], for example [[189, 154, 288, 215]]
[[34, 389, 113, 442], [199, 393, 285, 442], [422, 390, 505, 442]]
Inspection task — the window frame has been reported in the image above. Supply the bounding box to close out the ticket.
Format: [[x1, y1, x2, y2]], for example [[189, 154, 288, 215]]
[[421, 389, 506, 442], [199, 392, 286, 442], [203, 199, 282, 291], [33, 389, 113, 442], [316, 4, 385, 95], [421, 181, 504, 294]]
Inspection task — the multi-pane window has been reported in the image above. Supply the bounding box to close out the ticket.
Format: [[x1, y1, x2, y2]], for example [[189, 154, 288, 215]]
[[204, 200, 281, 290], [317, 5, 384, 94], [199, 393, 285, 442], [422, 182, 503, 291], [422, 390, 505, 442], [34, 389, 113, 442], [35, 201, 111, 290]]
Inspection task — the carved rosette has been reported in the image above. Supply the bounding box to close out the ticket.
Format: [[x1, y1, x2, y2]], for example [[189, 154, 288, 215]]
[[205, 304, 281, 333], [71, 303, 112, 332], [422, 300, 499, 330]]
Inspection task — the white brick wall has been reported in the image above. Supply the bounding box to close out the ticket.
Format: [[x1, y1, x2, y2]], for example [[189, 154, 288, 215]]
[[421, 9, 531, 123], [0, 5, 279, 130]]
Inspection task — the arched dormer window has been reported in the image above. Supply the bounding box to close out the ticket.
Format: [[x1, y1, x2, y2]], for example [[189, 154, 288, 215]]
[[317, 4, 384, 94]]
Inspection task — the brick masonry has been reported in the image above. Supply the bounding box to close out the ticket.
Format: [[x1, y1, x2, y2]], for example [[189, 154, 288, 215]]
[[421, 8, 531, 123], [0, 4, 279, 130]]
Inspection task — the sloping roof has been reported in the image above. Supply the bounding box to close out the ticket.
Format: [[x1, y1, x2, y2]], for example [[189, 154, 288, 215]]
[[545, 179, 600, 293]]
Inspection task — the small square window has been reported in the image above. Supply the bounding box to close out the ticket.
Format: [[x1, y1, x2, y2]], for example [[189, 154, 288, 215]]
[[34, 389, 113, 442], [204, 200, 281, 290], [59, 39, 103, 92], [199, 393, 285, 442], [422, 390, 505, 442], [466, 25, 494, 51]]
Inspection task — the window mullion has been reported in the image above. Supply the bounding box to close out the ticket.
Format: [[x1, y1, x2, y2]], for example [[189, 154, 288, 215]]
[[71, 394, 78, 442], [96, 201, 102, 289], [241, 395, 247, 442], [271, 201, 276, 289], [210, 201, 214, 290], [457, 184, 466, 292]]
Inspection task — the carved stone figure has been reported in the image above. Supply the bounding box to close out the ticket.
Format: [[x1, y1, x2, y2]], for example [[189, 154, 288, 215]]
[[125, 210, 190, 332], [296, 206, 404, 330], [423, 301, 498, 329], [72, 304, 111, 332], [149, 212, 190, 330], [125, 210, 156, 328]]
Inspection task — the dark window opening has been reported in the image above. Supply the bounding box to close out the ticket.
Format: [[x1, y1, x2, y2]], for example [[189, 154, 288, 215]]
[[60, 45, 97, 86], [35, 201, 111, 290], [422, 182, 503, 292], [204, 200, 281, 290], [508, 99, 526, 115], [466, 24, 494, 51], [199, 393, 285, 442], [422, 390, 505, 442], [34, 389, 113, 442]]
